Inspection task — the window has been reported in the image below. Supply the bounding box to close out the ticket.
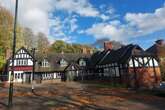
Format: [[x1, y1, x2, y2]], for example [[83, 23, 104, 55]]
[[153, 59, 159, 67], [138, 57, 143, 67], [129, 59, 133, 67], [134, 60, 138, 67], [21, 74, 23, 79], [110, 68, 116, 77], [60, 59, 67, 67], [79, 59, 86, 66], [120, 64, 122, 68], [16, 55, 18, 58], [114, 63, 118, 66], [16, 60, 18, 66], [41, 59, 49, 67], [24, 60, 27, 65], [18, 60, 20, 65], [18, 73, 20, 79], [144, 57, 149, 67], [71, 66, 75, 70], [149, 59, 153, 67], [115, 67, 120, 77], [15, 73, 17, 79], [21, 60, 23, 65], [104, 68, 109, 72]]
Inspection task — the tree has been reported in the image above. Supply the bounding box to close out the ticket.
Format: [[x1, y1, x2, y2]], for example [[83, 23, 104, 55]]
[[22, 27, 36, 49], [50, 40, 67, 53], [16, 26, 26, 49], [0, 6, 13, 69], [72, 44, 82, 53], [36, 32, 50, 57], [50, 40, 94, 54], [0, 46, 5, 69], [0, 6, 13, 51]]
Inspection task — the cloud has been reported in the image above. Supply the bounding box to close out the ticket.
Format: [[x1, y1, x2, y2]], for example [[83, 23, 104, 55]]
[[53, 0, 113, 21], [125, 6, 165, 35], [53, 0, 99, 17], [86, 22, 131, 41], [99, 4, 119, 21], [0, 0, 53, 36], [100, 14, 110, 21], [49, 16, 76, 43], [63, 15, 78, 33], [86, 4, 165, 42], [0, 0, 103, 42]]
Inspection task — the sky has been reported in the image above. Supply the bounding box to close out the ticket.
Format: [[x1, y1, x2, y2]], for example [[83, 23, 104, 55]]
[[0, 0, 165, 49]]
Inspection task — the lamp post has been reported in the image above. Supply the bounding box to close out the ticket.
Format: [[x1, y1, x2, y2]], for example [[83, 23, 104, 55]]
[[31, 48, 36, 93], [8, 0, 19, 107]]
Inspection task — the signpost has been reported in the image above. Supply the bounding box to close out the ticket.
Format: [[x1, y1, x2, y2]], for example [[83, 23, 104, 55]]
[[31, 48, 36, 93]]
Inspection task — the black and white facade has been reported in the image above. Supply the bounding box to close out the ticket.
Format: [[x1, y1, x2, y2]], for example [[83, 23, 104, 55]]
[[8, 47, 34, 83]]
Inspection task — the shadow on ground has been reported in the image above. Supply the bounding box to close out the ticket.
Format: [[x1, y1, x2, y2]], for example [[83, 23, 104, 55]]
[[0, 82, 165, 110]]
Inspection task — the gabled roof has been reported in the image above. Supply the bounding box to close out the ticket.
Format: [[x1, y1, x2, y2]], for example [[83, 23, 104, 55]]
[[90, 50, 109, 67], [64, 62, 81, 71], [47, 53, 90, 63], [77, 57, 89, 62], [36, 52, 91, 71], [8, 47, 34, 60], [146, 44, 165, 57], [94, 44, 152, 65]]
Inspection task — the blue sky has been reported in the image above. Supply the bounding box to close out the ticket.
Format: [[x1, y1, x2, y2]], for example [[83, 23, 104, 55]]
[[1, 0, 165, 49], [48, 0, 165, 49]]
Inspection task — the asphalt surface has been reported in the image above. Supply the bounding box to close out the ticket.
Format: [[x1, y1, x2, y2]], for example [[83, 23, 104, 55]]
[[0, 82, 165, 110]]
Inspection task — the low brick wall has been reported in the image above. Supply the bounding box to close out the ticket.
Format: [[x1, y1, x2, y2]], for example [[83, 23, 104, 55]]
[[128, 67, 161, 88]]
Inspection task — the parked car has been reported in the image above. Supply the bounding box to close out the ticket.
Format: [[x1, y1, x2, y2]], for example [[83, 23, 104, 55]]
[[160, 82, 165, 89]]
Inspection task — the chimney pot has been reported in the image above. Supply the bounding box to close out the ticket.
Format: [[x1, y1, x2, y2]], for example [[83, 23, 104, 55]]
[[104, 41, 113, 50], [155, 39, 165, 45]]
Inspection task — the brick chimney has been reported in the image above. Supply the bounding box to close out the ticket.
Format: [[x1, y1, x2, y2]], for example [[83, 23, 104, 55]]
[[155, 39, 165, 46], [82, 47, 93, 54], [82, 47, 87, 54], [104, 41, 113, 50]]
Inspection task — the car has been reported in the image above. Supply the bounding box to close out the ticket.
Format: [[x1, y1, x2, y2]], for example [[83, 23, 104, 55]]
[[160, 82, 165, 89]]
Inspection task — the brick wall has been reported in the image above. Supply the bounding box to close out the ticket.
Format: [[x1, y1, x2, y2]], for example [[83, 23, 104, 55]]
[[104, 41, 113, 50], [128, 67, 161, 88]]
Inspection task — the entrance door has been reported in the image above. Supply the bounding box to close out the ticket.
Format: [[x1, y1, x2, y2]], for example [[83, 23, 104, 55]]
[[14, 72, 23, 82], [67, 71, 74, 81]]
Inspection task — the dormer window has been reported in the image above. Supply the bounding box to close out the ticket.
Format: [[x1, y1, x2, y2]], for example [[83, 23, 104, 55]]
[[79, 59, 86, 66], [41, 59, 49, 67], [60, 59, 68, 67]]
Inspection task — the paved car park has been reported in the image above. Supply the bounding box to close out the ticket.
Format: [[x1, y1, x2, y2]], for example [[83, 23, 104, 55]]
[[0, 82, 165, 110]]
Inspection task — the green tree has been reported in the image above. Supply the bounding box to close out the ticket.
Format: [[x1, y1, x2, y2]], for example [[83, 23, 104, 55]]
[[0, 6, 13, 69], [0, 6, 13, 51], [0, 46, 5, 69], [50, 40, 94, 54], [50, 40, 67, 53]]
